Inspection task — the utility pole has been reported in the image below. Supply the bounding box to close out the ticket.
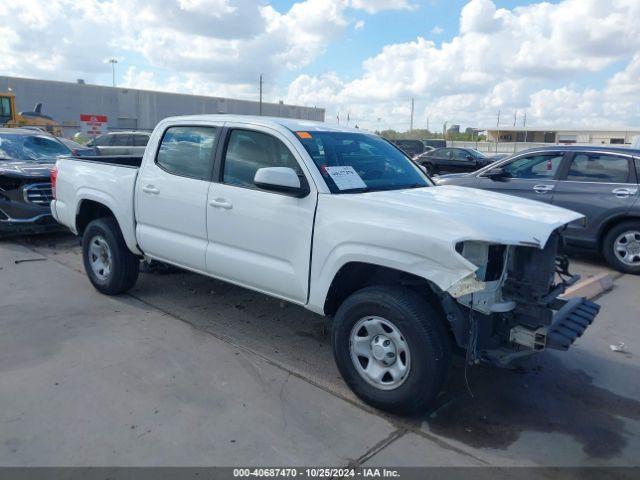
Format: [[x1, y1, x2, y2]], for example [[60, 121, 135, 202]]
[[259, 74, 263, 116], [109, 58, 118, 87], [523, 111, 528, 143], [496, 109, 501, 154], [426, 116, 429, 132], [513, 110, 517, 127], [409, 98, 415, 132]]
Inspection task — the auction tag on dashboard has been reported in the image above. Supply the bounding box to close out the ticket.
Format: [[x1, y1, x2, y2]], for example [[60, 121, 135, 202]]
[[325, 166, 367, 190]]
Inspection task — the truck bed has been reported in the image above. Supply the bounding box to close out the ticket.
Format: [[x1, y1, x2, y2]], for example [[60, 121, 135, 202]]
[[52, 155, 141, 254]]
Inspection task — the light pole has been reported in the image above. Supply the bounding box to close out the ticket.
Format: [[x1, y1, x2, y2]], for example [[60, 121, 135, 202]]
[[109, 58, 118, 87]]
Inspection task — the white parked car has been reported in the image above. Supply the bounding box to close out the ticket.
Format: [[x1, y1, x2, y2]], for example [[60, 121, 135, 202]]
[[51, 115, 599, 413]]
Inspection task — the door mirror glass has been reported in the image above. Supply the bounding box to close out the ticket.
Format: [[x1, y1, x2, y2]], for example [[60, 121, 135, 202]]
[[254, 167, 308, 197], [486, 167, 508, 180]]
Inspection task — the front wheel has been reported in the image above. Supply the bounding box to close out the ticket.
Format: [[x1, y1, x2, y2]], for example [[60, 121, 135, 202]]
[[82, 217, 140, 294], [602, 221, 640, 274], [332, 286, 451, 414]]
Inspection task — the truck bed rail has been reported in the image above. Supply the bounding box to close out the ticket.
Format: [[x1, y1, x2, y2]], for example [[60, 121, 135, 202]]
[[65, 155, 143, 168]]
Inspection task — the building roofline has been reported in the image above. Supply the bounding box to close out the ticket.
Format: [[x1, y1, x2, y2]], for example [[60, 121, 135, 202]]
[[481, 126, 640, 133], [1, 75, 324, 114]]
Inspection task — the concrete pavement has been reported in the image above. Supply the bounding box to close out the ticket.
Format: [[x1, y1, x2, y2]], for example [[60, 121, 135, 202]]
[[2, 234, 639, 467]]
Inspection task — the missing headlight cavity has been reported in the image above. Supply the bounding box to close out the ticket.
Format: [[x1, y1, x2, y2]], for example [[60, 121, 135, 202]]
[[457, 242, 506, 282]]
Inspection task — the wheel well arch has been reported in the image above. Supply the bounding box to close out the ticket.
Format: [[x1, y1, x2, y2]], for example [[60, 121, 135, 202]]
[[598, 214, 640, 249], [323, 262, 439, 317], [76, 200, 116, 236]]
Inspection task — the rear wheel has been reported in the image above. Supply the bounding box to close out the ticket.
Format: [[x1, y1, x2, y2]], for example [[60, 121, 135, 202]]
[[82, 217, 139, 294], [332, 286, 451, 414], [602, 221, 640, 274]]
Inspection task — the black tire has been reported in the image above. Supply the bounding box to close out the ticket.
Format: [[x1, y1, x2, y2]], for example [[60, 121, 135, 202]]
[[82, 217, 139, 294], [602, 221, 640, 274], [332, 286, 451, 414]]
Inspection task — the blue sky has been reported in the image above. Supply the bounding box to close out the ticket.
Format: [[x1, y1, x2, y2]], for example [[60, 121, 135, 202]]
[[2, 0, 639, 130]]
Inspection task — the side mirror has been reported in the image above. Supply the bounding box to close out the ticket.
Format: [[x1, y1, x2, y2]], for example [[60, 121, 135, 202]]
[[254, 167, 309, 197], [466, 155, 475, 161], [485, 167, 508, 180]]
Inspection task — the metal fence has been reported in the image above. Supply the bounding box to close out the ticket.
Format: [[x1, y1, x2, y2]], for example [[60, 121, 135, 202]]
[[447, 141, 549, 154]]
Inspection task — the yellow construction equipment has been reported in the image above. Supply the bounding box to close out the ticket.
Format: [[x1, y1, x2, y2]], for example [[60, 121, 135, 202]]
[[0, 91, 62, 136]]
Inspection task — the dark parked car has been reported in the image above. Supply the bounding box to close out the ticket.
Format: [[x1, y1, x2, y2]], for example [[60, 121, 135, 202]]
[[415, 147, 502, 175], [58, 137, 98, 157], [437, 146, 640, 273], [391, 139, 424, 158], [0, 128, 70, 236]]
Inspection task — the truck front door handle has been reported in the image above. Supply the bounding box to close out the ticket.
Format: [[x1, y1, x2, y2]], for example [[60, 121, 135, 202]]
[[209, 198, 233, 210], [141, 185, 160, 195], [533, 184, 554, 194], [612, 187, 638, 198]]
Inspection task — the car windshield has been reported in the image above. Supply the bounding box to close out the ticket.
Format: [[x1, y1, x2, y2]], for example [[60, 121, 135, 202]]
[[0, 133, 71, 161], [297, 131, 430, 193]]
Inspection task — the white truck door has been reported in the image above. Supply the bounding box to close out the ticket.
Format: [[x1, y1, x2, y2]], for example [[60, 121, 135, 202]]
[[205, 125, 317, 304], [135, 124, 221, 271]]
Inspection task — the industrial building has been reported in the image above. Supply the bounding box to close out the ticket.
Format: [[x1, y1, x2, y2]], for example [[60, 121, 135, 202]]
[[484, 127, 640, 145], [1, 76, 325, 138]]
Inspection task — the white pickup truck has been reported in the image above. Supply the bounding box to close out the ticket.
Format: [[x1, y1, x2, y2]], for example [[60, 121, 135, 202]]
[[51, 115, 600, 413]]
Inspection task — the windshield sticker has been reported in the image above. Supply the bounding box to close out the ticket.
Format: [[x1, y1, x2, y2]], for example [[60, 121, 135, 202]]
[[325, 166, 367, 191]]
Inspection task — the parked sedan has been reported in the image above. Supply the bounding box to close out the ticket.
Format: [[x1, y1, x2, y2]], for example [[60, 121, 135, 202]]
[[414, 147, 501, 175], [86, 131, 150, 156], [0, 128, 69, 236], [436, 146, 640, 273]]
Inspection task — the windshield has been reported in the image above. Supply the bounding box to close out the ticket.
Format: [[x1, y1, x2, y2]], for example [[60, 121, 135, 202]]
[[296, 131, 430, 193], [0, 133, 71, 161]]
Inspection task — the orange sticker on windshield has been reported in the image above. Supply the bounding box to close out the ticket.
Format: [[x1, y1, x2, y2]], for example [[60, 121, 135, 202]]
[[296, 131, 313, 139]]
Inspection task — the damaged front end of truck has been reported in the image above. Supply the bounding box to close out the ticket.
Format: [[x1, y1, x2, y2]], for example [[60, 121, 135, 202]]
[[440, 231, 600, 367]]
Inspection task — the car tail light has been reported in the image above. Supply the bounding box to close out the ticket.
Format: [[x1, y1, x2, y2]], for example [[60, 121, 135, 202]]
[[51, 166, 58, 199]]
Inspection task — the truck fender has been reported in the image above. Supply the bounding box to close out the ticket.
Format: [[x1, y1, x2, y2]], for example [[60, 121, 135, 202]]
[[75, 189, 142, 256], [307, 243, 475, 315]]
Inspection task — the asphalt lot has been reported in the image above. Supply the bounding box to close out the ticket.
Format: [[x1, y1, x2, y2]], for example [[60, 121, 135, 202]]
[[1, 232, 639, 467]]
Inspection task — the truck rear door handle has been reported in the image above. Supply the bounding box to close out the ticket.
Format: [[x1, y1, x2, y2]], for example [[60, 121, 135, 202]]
[[533, 184, 554, 194], [141, 185, 160, 195], [209, 198, 233, 210], [612, 187, 638, 198]]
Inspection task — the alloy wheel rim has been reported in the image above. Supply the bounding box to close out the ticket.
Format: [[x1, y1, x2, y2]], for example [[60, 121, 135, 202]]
[[349, 316, 411, 390], [88, 235, 113, 280], [614, 230, 640, 266]]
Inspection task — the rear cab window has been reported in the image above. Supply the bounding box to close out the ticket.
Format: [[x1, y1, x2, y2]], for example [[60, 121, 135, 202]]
[[156, 126, 218, 180]]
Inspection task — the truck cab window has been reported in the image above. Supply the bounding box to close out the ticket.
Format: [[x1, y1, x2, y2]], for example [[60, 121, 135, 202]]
[[156, 126, 217, 180], [223, 129, 301, 189]]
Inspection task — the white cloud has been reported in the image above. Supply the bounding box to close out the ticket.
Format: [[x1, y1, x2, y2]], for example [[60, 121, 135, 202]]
[[286, 0, 640, 130], [430, 25, 444, 35], [355, 20, 365, 30], [349, 0, 416, 14]]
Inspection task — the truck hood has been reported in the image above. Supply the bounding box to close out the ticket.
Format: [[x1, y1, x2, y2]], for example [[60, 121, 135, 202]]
[[0, 159, 55, 178], [362, 185, 583, 249]]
